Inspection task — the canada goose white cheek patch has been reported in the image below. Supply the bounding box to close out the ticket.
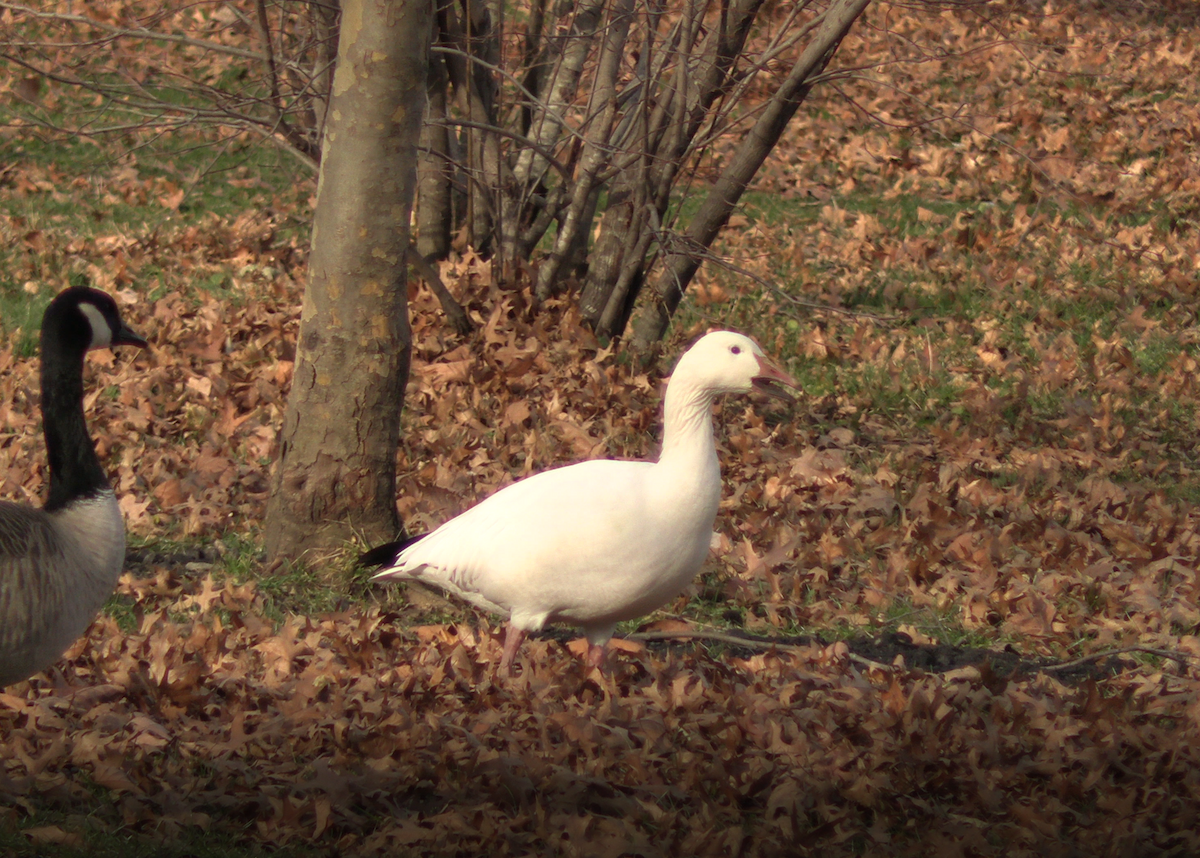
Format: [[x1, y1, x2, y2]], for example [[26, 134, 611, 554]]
[[78, 303, 112, 349]]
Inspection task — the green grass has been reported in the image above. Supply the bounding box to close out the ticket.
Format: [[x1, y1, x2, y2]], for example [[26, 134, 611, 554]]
[[0, 105, 312, 342], [252, 552, 383, 623], [1132, 330, 1180, 376], [735, 189, 824, 228], [685, 175, 1190, 422], [109, 534, 404, 628], [2, 115, 305, 219]]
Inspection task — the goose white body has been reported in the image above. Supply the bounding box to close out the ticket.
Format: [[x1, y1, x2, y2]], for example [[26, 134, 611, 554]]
[[395, 456, 719, 642], [369, 331, 796, 674]]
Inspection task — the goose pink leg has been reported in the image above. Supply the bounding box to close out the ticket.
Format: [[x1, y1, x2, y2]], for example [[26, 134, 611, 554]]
[[498, 624, 526, 677], [587, 643, 608, 672]]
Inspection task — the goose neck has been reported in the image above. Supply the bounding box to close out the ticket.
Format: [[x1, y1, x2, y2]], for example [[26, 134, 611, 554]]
[[659, 377, 716, 464], [41, 346, 108, 511]]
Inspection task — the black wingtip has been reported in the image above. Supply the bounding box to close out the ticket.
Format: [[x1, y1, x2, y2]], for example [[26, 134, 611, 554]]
[[359, 534, 425, 568]]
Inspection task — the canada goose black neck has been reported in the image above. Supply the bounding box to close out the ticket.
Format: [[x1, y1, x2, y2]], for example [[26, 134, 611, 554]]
[[39, 288, 139, 512]]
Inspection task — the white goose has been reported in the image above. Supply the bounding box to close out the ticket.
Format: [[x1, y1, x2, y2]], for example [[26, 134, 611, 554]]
[[363, 330, 797, 675], [0, 287, 146, 687]]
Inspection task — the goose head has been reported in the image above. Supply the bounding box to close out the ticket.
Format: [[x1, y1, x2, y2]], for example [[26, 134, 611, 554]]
[[673, 331, 797, 401], [42, 286, 148, 356]]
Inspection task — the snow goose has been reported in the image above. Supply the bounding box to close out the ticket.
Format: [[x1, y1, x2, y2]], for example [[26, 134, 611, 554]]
[[0, 287, 147, 687], [363, 330, 796, 676]]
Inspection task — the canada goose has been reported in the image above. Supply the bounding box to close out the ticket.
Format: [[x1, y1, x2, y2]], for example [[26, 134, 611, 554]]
[[362, 331, 797, 676], [0, 286, 147, 687]]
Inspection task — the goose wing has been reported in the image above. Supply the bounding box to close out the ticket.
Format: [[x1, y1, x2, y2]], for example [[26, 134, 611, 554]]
[[0, 503, 72, 681], [376, 458, 715, 627]]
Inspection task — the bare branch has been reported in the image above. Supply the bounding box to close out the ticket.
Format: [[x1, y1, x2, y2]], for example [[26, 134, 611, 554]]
[[535, 0, 637, 300], [407, 246, 473, 335], [0, 0, 267, 62], [632, 0, 874, 349]]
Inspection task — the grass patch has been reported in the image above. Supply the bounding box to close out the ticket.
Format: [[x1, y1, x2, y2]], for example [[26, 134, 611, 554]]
[[0, 109, 312, 341], [113, 533, 405, 626]]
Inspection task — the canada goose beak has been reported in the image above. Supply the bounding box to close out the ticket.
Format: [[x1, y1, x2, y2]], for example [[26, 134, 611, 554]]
[[113, 321, 148, 350], [751, 354, 798, 402]]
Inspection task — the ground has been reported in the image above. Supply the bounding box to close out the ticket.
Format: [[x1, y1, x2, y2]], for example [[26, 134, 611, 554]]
[[3, 0, 1200, 855]]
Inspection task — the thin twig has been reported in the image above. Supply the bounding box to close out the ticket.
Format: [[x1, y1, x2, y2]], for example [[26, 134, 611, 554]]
[[629, 218, 900, 324], [427, 118, 572, 180], [626, 631, 1200, 677], [0, 0, 266, 62], [697, 250, 903, 323], [627, 629, 891, 672], [1039, 647, 1199, 673], [253, 0, 285, 125], [430, 45, 593, 151]]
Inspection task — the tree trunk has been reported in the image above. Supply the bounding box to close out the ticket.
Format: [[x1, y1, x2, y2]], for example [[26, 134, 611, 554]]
[[416, 14, 453, 261], [441, 0, 502, 256], [264, 0, 431, 562]]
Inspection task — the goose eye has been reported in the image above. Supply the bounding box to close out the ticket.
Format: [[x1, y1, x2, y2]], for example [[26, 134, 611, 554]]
[[730, 345, 741, 355]]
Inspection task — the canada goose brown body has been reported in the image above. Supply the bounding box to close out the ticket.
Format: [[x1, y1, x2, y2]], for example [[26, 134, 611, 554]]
[[0, 287, 146, 687]]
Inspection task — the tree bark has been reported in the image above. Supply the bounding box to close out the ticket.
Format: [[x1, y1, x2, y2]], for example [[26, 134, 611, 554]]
[[416, 11, 453, 261], [264, 0, 431, 562]]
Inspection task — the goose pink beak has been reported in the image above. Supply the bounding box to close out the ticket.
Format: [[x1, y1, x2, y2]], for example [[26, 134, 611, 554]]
[[752, 354, 798, 401]]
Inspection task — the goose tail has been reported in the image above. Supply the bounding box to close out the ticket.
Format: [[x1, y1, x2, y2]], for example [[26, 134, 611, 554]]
[[360, 534, 425, 569]]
